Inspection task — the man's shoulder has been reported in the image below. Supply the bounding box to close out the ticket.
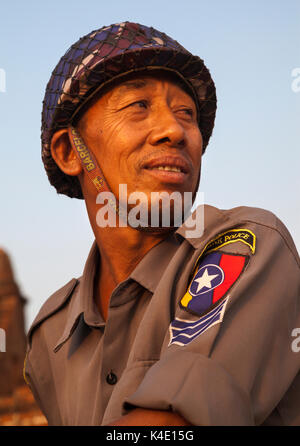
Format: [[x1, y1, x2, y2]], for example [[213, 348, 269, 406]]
[[180, 204, 299, 266], [204, 203, 285, 229], [214, 204, 298, 257], [26, 277, 79, 345]]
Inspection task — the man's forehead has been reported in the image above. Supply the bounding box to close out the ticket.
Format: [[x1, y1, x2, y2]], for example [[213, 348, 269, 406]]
[[114, 78, 151, 93], [110, 71, 197, 101]]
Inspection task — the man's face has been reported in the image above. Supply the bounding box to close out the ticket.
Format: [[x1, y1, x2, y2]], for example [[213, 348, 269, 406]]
[[77, 71, 203, 216]]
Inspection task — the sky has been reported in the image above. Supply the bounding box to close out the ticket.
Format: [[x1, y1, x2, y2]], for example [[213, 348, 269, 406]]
[[0, 0, 299, 330]]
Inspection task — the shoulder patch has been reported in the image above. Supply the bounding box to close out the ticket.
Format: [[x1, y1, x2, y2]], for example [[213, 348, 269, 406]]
[[202, 228, 256, 257], [180, 251, 248, 317]]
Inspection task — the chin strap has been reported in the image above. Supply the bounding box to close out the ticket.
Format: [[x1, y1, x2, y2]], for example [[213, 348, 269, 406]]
[[68, 126, 110, 194]]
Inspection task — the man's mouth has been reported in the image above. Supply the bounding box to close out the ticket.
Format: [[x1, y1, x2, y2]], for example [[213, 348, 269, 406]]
[[147, 165, 184, 173], [141, 156, 191, 184], [141, 155, 190, 173]]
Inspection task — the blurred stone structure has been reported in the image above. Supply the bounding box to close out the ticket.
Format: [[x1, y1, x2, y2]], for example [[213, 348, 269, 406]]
[[0, 248, 47, 425]]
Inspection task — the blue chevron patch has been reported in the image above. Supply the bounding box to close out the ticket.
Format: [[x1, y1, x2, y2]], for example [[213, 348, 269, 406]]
[[169, 296, 229, 346]]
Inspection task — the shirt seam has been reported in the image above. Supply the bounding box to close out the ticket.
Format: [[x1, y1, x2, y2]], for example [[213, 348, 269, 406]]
[[242, 218, 300, 269]]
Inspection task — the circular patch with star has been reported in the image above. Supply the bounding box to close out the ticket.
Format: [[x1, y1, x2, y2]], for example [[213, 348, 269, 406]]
[[180, 251, 249, 316], [189, 264, 224, 297]]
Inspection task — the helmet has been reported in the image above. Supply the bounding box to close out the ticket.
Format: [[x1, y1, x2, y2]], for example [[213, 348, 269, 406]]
[[42, 21, 217, 198]]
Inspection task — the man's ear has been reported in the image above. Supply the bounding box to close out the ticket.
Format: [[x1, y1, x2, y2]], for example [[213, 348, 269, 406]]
[[50, 128, 82, 176]]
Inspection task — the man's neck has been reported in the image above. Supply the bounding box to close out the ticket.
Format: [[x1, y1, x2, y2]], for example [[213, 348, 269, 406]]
[[93, 225, 172, 321]]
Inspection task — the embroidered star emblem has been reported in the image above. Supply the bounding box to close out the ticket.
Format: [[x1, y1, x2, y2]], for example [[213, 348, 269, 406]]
[[194, 268, 219, 293]]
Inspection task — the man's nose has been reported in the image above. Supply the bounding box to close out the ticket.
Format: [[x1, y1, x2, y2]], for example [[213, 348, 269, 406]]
[[148, 107, 186, 148]]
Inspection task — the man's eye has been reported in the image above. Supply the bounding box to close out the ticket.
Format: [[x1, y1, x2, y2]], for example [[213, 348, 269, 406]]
[[179, 108, 194, 117], [130, 100, 148, 109]]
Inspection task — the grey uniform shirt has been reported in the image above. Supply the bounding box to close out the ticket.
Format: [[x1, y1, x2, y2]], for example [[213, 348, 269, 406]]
[[24, 205, 300, 426]]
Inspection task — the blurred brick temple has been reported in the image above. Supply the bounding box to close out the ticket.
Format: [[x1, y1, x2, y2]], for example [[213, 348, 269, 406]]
[[0, 248, 47, 426]]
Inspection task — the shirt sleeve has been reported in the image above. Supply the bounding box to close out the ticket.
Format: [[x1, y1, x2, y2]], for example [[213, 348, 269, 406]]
[[123, 223, 300, 425], [23, 348, 49, 421], [23, 327, 61, 425]]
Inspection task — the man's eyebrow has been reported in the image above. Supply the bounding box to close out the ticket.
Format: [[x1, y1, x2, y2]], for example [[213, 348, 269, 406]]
[[112, 79, 149, 100], [118, 79, 148, 91]]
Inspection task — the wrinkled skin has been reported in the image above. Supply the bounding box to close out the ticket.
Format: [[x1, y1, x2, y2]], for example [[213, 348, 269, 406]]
[[77, 71, 202, 207]]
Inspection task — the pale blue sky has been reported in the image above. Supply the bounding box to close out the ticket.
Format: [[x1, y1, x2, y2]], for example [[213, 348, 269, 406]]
[[0, 0, 299, 329]]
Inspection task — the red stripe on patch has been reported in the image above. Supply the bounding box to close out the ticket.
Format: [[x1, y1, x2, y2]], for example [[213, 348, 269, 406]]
[[212, 254, 246, 304]]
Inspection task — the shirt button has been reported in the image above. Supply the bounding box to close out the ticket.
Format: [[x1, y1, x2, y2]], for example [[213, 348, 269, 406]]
[[106, 371, 118, 385]]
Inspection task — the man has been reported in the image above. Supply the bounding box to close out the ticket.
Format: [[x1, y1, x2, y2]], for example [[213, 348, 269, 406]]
[[24, 22, 300, 426]]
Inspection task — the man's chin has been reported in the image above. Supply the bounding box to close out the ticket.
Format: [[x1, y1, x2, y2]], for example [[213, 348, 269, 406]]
[[120, 201, 190, 231]]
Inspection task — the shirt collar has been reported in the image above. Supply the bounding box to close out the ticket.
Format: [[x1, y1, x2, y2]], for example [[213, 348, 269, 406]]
[[53, 233, 181, 352], [130, 232, 181, 292], [175, 204, 230, 248]]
